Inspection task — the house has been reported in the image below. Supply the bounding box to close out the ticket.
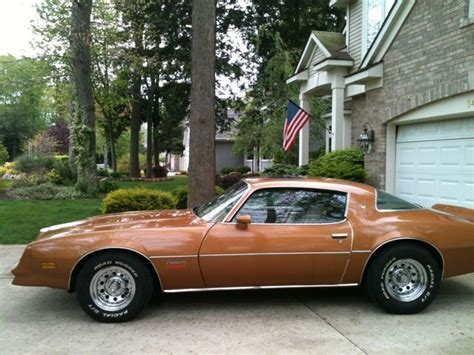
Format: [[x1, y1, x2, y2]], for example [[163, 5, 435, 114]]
[[168, 111, 246, 174], [287, 0, 474, 208]]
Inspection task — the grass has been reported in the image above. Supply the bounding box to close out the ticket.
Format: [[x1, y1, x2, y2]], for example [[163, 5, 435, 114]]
[[0, 176, 188, 244]]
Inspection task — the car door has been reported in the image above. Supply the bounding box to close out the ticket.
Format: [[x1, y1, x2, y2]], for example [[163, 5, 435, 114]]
[[199, 187, 352, 287]]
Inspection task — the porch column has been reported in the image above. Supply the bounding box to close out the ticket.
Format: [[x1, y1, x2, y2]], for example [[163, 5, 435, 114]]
[[331, 74, 345, 151], [298, 92, 310, 166]]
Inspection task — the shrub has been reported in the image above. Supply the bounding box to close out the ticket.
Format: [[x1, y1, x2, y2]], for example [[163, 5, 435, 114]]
[[261, 164, 306, 177], [117, 153, 146, 174], [234, 165, 251, 174], [46, 169, 62, 185], [152, 165, 168, 178], [98, 179, 119, 194], [308, 148, 366, 182], [97, 168, 110, 177], [51, 158, 77, 185], [221, 167, 234, 175], [216, 171, 242, 189], [221, 166, 251, 175], [12, 174, 48, 188], [0, 144, 8, 165], [15, 155, 56, 174], [173, 185, 225, 209], [7, 183, 84, 200], [102, 188, 177, 214]]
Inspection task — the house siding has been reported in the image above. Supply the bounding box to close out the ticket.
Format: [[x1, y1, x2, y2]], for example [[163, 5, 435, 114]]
[[350, 0, 474, 188], [309, 47, 326, 76], [348, 0, 363, 71]]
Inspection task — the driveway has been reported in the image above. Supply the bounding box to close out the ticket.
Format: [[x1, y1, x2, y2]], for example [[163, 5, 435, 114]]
[[1, 245, 473, 354]]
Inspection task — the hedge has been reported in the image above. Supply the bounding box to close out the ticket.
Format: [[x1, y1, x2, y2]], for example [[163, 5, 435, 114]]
[[102, 188, 176, 214]]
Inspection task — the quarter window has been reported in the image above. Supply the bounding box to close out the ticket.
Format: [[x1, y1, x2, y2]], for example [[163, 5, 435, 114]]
[[233, 188, 347, 224], [376, 190, 421, 210]]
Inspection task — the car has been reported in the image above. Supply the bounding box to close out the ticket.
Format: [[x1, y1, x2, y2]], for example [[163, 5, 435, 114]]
[[12, 178, 474, 322]]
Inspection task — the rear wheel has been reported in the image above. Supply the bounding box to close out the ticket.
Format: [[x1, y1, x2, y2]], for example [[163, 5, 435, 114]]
[[76, 252, 154, 322], [365, 244, 441, 314]]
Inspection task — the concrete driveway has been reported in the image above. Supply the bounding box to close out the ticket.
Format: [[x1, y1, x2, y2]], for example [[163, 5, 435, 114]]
[[1, 245, 473, 354]]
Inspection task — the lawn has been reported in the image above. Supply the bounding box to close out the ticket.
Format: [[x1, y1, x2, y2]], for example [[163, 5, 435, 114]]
[[0, 176, 188, 244]]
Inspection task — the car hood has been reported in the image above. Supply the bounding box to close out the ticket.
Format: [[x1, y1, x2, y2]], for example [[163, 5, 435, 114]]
[[35, 209, 203, 241]]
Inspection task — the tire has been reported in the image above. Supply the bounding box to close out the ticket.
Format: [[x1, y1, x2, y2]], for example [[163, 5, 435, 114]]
[[365, 244, 441, 314], [76, 251, 154, 322]]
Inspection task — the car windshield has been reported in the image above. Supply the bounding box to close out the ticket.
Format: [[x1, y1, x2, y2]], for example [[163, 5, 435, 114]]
[[376, 190, 422, 210], [194, 181, 248, 222]]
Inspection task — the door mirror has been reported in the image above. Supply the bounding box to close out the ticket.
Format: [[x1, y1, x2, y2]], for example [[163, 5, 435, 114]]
[[236, 214, 252, 229]]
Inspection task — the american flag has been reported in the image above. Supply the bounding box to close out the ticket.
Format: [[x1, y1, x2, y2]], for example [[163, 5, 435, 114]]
[[283, 101, 311, 151]]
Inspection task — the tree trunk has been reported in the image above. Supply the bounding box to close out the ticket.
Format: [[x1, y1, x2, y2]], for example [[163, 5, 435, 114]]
[[188, 0, 216, 208], [70, 0, 97, 194], [129, 26, 143, 178], [153, 90, 160, 170], [145, 80, 156, 179]]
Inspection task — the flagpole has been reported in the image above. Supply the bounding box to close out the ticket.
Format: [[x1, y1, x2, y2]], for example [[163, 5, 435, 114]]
[[298, 93, 310, 167]]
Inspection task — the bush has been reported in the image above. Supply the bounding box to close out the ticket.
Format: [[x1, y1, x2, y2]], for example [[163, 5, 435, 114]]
[[308, 148, 366, 182], [234, 165, 251, 175], [110, 171, 122, 179], [215, 172, 242, 189], [97, 168, 110, 177], [221, 167, 234, 175], [52, 158, 77, 185], [15, 155, 56, 175], [46, 169, 62, 185], [102, 188, 177, 214], [98, 179, 119, 194], [12, 174, 48, 188], [261, 164, 306, 177], [0, 144, 8, 165], [7, 183, 84, 200], [173, 185, 225, 209], [117, 153, 146, 174], [152, 165, 168, 178], [221, 166, 251, 175]]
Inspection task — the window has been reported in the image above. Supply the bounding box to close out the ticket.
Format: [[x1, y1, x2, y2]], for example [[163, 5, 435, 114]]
[[364, 0, 396, 53], [376, 190, 422, 211], [233, 188, 347, 224], [194, 181, 248, 222]]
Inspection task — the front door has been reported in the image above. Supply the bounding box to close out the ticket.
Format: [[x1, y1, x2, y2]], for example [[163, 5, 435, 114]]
[[199, 188, 352, 287]]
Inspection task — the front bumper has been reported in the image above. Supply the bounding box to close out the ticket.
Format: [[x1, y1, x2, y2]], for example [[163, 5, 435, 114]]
[[11, 245, 70, 290]]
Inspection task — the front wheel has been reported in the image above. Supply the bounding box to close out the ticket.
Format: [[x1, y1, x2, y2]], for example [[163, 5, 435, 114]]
[[76, 252, 154, 322], [365, 244, 441, 314]]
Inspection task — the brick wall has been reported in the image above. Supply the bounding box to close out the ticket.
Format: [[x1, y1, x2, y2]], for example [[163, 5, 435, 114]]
[[351, 0, 474, 188]]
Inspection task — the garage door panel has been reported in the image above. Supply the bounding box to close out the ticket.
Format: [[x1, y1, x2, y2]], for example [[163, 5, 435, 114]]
[[395, 117, 474, 209]]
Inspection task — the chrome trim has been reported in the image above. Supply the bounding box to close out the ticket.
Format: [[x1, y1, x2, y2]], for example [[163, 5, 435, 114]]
[[149, 255, 196, 259], [68, 247, 163, 291], [351, 250, 372, 254], [163, 283, 359, 293], [359, 237, 445, 283], [200, 251, 351, 257], [331, 233, 349, 238]]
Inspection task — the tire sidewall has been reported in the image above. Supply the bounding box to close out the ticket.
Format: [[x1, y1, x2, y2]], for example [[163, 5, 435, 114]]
[[369, 245, 441, 314], [76, 252, 153, 322]]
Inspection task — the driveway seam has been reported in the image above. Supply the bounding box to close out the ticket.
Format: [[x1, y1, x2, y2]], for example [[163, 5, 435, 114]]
[[296, 296, 368, 355]]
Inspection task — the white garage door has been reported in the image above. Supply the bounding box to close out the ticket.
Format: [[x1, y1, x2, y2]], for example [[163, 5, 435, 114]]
[[395, 117, 474, 209]]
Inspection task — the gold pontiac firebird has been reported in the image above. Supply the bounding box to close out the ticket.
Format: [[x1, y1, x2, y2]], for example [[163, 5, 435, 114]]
[[12, 178, 474, 322]]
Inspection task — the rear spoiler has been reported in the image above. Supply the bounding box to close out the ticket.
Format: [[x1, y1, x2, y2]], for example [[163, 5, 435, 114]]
[[432, 204, 474, 222]]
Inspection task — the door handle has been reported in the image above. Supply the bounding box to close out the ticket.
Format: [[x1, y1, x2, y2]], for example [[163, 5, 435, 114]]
[[331, 233, 349, 239]]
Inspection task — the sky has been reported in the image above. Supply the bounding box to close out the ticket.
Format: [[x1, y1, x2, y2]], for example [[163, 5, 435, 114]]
[[0, 0, 40, 57]]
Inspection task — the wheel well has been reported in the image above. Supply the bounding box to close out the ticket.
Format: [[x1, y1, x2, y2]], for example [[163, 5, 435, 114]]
[[68, 248, 162, 292], [361, 239, 444, 284]]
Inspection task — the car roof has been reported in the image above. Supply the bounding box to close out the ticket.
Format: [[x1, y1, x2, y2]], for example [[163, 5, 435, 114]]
[[243, 177, 375, 195]]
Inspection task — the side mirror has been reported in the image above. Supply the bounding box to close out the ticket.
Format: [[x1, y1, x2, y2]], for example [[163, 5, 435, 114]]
[[236, 215, 252, 229]]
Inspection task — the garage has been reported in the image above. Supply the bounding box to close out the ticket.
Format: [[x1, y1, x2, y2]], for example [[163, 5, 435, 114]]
[[394, 117, 474, 209]]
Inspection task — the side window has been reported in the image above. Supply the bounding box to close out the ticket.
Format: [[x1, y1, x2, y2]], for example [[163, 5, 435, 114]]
[[376, 190, 421, 210], [233, 188, 347, 224]]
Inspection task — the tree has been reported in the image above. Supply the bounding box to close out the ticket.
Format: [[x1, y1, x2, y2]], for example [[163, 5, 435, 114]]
[[188, 0, 217, 207], [70, 0, 97, 194], [0, 56, 51, 159]]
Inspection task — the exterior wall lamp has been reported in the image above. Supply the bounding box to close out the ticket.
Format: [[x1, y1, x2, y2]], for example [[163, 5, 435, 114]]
[[358, 128, 375, 154]]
